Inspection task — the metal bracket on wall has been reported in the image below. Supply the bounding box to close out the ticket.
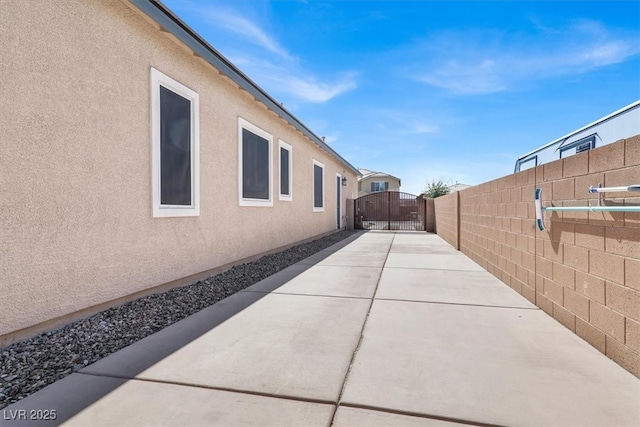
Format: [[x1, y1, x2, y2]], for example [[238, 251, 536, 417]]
[[534, 184, 640, 231]]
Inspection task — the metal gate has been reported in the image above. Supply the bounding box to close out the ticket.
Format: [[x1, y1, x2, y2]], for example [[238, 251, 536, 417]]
[[354, 191, 426, 231]]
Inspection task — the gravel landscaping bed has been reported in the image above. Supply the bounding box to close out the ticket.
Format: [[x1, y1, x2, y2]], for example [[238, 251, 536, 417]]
[[0, 230, 358, 409]]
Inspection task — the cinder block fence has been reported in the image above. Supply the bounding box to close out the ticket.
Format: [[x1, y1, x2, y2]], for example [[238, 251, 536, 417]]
[[434, 136, 640, 377]]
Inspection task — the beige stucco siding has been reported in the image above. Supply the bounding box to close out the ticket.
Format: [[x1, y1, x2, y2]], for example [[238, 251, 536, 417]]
[[0, 0, 357, 340], [358, 176, 401, 195]]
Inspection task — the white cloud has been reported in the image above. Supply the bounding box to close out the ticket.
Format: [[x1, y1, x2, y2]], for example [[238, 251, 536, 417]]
[[411, 20, 640, 95], [195, 4, 357, 104], [226, 58, 357, 103], [417, 59, 506, 95], [202, 8, 291, 60], [577, 40, 633, 67], [367, 108, 441, 135], [411, 121, 439, 134], [270, 73, 358, 103]]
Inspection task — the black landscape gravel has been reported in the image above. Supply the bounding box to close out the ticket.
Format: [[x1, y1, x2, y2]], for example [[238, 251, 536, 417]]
[[0, 230, 358, 409]]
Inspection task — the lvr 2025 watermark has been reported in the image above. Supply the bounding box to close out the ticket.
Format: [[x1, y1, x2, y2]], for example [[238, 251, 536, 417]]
[[3, 409, 57, 421]]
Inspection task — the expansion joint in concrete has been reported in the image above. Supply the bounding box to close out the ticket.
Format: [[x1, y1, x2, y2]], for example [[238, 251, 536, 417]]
[[328, 234, 396, 426], [375, 297, 542, 310], [76, 371, 336, 407], [338, 402, 510, 427]]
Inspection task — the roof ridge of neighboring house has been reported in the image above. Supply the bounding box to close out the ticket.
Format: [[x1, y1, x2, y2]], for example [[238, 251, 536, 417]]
[[127, 0, 360, 176], [357, 169, 401, 182]]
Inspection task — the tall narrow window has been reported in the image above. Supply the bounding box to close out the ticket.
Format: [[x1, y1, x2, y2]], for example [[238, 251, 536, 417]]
[[151, 68, 199, 217], [313, 159, 324, 212], [279, 140, 292, 201], [239, 118, 273, 206]]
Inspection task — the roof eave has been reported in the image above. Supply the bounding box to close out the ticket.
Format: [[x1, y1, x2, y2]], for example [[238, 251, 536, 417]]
[[128, 0, 360, 176]]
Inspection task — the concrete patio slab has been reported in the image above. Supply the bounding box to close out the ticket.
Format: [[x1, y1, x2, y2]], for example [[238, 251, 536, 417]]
[[234, 263, 313, 294], [266, 266, 382, 299], [317, 251, 388, 268], [295, 247, 345, 266], [341, 299, 640, 426], [376, 269, 536, 308], [332, 406, 460, 427], [385, 253, 484, 271], [391, 233, 451, 245], [3, 230, 638, 427], [337, 242, 392, 253], [351, 232, 395, 241], [287, 233, 366, 267], [82, 292, 370, 402], [389, 244, 459, 254], [0, 373, 334, 427]]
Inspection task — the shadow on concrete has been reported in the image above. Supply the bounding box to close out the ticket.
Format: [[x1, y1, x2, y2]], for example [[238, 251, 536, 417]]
[[0, 232, 365, 426]]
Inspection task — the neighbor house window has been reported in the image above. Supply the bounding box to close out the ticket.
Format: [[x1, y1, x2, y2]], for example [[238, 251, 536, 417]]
[[151, 68, 200, 217], [559, 135, 596, 159], [516, 156, 537, 172], [313, 159, 324, 212], [279, 140, 292, 201], [371, 181, 388, 192], [239, 118, 272, 206]]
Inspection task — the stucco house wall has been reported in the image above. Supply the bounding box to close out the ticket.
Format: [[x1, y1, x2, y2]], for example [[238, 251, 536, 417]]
[[0, 0, 358, 344]]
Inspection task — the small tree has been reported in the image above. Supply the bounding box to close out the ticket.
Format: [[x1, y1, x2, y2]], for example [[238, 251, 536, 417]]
[[422, 179, 451, 198]]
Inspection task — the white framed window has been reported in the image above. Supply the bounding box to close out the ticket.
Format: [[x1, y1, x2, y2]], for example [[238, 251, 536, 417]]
[[239, 118, 273, 207], [151, 68, 200, 217], [313, 159, 324, 212], [279, 140, 292, 201], [371, 181, 389, 192]]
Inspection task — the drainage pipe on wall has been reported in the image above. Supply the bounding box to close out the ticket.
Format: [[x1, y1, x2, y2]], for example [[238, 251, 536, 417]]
[[541, 206, 640, 212], [534, 186, 640, 231], [589, 185, 640, 193]]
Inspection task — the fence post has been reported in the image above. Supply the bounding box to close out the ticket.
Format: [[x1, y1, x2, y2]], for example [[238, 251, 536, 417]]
[[346, 199, 355, 230], [387, 191, 391, 230], [423, 197, 427, 231]]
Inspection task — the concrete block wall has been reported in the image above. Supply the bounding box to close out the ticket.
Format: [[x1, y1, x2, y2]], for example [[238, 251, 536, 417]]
[[432, 191, 459, 248], [434, 136, 640, 377], [425, 198, 436, 232]]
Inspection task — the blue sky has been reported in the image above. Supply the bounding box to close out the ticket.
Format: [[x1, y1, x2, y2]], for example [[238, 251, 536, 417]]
[[163, 0, 640, 195]]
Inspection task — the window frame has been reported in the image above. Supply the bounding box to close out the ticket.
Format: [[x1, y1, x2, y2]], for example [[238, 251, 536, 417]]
[[559, 135, 596, 159], [371, 181, 389, 192], [151, 67, 200, 218], [278, 140, 293, 201], [516, 156, 538, 172], [313, 159, 325, 212], [238, 117, 273, 207]]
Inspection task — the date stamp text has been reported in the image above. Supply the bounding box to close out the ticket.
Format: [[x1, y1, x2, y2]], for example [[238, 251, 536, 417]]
[[3, 409, 57, 421]]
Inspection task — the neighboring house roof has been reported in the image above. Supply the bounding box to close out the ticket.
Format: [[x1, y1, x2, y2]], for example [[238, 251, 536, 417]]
[[515, 99, 640, 162], [358, 168, 375, 176], [130, 0, 360, 176], [448, 183, 472, 192], [357, 168, 401, 184]]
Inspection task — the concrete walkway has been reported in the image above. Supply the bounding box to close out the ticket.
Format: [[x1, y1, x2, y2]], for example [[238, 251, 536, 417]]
[[2, 231, 639, 426]]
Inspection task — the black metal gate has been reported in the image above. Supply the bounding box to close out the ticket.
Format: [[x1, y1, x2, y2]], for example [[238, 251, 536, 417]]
[[354, 191, 426, 231]]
